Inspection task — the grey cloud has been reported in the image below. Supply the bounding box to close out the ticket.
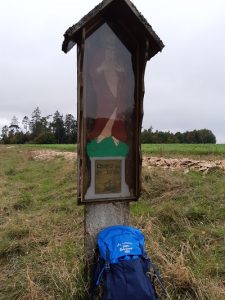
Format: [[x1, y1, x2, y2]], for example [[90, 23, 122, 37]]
[[0, 0, 225, 143]]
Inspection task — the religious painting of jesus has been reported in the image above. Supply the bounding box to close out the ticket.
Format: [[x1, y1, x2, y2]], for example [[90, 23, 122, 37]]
[[83, 23, 136, 200]]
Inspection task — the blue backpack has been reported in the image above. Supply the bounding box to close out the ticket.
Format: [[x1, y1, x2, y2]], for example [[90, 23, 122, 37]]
[[91, 225, 165, 300]]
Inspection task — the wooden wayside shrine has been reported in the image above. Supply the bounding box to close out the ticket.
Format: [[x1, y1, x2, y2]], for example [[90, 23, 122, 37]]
[[62, 0, 164, 264]]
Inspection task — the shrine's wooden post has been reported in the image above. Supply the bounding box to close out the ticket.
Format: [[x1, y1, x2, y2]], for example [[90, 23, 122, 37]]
[[62, 0, 164, 268]]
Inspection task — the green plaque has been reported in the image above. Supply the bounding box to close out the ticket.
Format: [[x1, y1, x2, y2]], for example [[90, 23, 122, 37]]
[[95, 160, 121, 194]]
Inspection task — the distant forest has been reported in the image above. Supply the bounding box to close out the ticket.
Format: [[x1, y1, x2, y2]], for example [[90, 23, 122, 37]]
[[0, 107, 77, 145], [141, 127, 216, 144], [0, 107, 216, 144]]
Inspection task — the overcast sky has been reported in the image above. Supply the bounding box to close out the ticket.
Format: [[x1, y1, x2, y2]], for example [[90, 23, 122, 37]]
[[1, 0, 225, 143]]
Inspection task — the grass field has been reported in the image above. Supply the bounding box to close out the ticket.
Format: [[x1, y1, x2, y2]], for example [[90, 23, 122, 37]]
[[20, 143, 77, 152], [19, 143, 225, 159], [0, 145, 225, 299], [141, 144, 225, 158]]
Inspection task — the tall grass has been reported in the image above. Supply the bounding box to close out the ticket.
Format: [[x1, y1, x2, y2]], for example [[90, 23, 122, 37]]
[[0, 145, 224, 299], [132, 167, 225, 299]]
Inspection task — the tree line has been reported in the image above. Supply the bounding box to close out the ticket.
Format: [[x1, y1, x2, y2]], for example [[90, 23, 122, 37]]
[[0, 107, 77, 144], [1, 109, 216, 144], [141, 127, 216, 144]]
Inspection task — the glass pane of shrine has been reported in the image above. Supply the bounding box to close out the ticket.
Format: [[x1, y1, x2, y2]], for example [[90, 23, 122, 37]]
[[82, 22, 136, 201]]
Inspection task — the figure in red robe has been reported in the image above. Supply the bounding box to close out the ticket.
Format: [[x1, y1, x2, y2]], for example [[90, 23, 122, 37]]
[[87, 33, 128, 146]]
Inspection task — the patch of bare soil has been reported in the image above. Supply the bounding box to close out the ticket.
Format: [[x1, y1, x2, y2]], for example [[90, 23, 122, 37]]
[[29, 150, 225, 173], [30, 150, 77, 161], [143, 156, 225, 173]]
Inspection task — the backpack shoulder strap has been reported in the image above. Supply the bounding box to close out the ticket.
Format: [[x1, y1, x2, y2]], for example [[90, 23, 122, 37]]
[[146, 257, 167, 297]]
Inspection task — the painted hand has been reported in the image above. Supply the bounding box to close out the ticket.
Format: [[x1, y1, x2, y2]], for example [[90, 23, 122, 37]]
[[112, 136, 119, 146]]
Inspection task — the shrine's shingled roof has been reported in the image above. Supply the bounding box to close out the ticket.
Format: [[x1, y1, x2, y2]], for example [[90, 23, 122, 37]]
[[62, 0, 164, 57]]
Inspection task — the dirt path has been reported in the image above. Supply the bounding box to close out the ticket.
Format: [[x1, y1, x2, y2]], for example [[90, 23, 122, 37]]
[[142, 156, 225, 173], [30, 150, 77, 161], [30, 150, 225, 173]]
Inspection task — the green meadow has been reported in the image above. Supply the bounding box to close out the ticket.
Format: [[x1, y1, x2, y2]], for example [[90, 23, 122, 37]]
[[20, 143, 225, 158], [141, 144, 225, 158], [0, 144, 224, 299]]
